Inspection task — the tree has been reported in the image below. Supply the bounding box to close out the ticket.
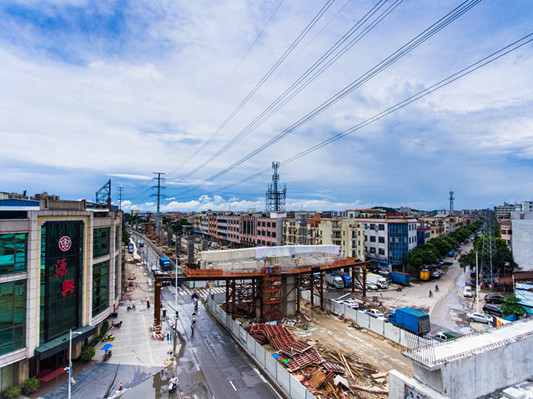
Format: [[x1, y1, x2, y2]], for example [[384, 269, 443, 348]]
[[500, 294, 526, 318]]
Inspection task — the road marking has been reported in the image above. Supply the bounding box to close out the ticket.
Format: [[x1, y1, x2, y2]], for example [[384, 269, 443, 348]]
[[337, 293, 351, 300], [229, 380, 237, 391]]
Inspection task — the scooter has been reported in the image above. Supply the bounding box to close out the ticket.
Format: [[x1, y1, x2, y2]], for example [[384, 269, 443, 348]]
[[194, 299, 198, 312], [396, 286, 403, 292], [111, 321, 122, 329], [168, 376, 178, 392], [102, 350, 112, 362], [109, 312, 119, 318], [103, 334, 114, 342], [127, 304, 136, 311]]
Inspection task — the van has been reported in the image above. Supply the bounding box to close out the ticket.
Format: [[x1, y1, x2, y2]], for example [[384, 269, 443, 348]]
[[463, 286, 473, 298]]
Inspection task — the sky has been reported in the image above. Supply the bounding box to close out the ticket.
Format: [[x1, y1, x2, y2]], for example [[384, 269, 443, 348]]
[[1, 0, 533, 213]]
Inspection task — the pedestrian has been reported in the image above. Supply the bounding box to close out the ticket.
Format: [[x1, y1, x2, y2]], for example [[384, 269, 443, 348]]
[[146, 298, 151, 309], [435, 284, 439, 292], [429, 290, 433, 298]]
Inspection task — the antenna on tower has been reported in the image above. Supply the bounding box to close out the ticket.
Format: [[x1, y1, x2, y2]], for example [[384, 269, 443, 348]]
[[265, 161, 286, 212]]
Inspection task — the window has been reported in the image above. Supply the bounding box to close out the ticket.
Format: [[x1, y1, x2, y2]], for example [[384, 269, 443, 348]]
[[0, 233, 27, 275], [370, 247, 376, 253], [93, 260, 109, 317], [93, 228, 110, 258], [369, 224, 375, 229], [0, 280, 26, 356], [272, 223, 276, 228], [370, 236, 376, 242], [267, 222, 271, 228], [378, 237, 385, 243], [379, 248, 385, 255], [378, 224, 385, 230]]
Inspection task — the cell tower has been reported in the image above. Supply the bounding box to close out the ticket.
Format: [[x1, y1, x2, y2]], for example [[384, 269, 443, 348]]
[[449, 190, 455, 214], [480, 211, 497, 288], [265, 161, 286, 212]]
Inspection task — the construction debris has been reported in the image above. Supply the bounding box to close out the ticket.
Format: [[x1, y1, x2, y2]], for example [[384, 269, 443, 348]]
[[245, 322, 386, 398]]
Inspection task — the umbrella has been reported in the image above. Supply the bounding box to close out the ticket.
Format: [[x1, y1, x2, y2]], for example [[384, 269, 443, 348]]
[[101, 343, 113, 351]]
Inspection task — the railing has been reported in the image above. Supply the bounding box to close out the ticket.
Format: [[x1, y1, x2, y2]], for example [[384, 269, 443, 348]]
[[205, 296, 316, 399]]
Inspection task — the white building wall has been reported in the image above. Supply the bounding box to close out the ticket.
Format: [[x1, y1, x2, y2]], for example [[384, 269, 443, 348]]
[[511, 211, 533, 271]]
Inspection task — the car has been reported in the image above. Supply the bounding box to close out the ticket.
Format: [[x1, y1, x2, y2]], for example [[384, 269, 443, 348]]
[[463, 286, 473, 297], [434, 332, 462, 342], [483, 303, 502, 317], [467, 312, 493, 324], [353, 282, 363, 289], [342, 299, 359, 309], [432, 270, 442, 279], [484, 294, 504, 304], [365, 282, 378, 290], [365, 309, 385, 319], [377, 270, 391, 278]]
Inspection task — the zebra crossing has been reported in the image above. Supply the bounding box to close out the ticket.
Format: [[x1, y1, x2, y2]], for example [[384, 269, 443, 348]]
[[176, 286, 227, 296]]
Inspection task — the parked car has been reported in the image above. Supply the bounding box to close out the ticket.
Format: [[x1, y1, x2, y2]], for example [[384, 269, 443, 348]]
[[365, 282, 378, 290], [434, 331, 462, 342], [432, 270, 442, 279], [365, 309, 385, 319], [342, 299, 359, 309], [463, 286, 473, 298], [467, 312, 493, 324], [483, 303, 503, 317], [484, 294, 504, 304]]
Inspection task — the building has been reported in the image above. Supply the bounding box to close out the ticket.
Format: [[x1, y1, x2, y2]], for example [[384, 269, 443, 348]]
[[495, 203, 520, 219], [511, 211, 533, 271], [499, 219, 511, 248], [318, 219, 365, 260], [0, 196, 122, 391]]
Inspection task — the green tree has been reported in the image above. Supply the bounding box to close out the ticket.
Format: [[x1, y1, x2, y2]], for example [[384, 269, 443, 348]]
[[500, 294, 526, 318], [22, 377, 40, 395]]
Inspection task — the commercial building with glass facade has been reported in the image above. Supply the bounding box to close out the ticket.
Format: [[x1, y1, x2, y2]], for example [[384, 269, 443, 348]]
[[0, 197, 122, 391]]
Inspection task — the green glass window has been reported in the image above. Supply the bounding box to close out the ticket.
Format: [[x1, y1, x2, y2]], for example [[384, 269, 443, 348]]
[[92, 260, 109, 317], [0, 280, 26, 356], [93, 228, 110, 258], [0, 233, 27, 275]]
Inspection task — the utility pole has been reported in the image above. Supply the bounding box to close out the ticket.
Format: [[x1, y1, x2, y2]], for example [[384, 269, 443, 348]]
[[152, 172, 166, 235], [118, 187, 124, 210]]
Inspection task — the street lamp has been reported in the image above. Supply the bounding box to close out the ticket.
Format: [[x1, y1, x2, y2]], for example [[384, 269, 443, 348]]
[[68, 329, 82, 399]]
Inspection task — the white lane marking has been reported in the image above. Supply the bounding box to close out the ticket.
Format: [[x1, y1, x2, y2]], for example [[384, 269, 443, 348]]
[[229, 380, 237, 391], [337, 293, 351, 300]]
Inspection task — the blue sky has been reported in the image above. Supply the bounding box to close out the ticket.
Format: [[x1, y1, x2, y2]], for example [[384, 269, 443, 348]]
[[1, 0, 532, 212]]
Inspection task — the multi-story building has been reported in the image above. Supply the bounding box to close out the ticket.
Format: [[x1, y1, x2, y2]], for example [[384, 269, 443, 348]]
[[255, 214, 283, 247], [226, 215, 241, 247], [511, 211, 533, 271], [199, 211, 210, 236], [216, 214, 228, 242], [495, 203, 520, 219], [0, 196, 122, 391], [499, 219, 512, 247], [318, 219, 365, 260]]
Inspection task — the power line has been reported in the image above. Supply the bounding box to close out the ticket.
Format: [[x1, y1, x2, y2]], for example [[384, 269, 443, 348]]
[[173, 0, 481, 196], [152, 172, 166, 235], [190, 31, 533, 197], [182, 0, 401, 179], [171, 0, 337, 175]]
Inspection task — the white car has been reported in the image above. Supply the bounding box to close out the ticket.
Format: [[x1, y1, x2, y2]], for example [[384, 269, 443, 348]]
[[467, 312, 493, 324], [365, 282, 378, 290], [342, 299, 359, 309], [365, 309, 385, 319], [463, 286, 473, 297]]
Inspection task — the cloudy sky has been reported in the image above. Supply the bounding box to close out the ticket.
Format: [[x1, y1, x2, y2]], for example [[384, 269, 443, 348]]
[[1, 0, 532, 212]]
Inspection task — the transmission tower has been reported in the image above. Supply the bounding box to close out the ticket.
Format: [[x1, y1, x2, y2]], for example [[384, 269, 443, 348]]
[[449, 190, 455, 214], [152, 172, 166, 235], [118, 187, 124, 210], [480, 211, 497, 288], [265, 161, 286, 212]]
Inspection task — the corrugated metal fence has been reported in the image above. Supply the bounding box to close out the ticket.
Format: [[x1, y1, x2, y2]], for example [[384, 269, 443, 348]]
[[205, 296, 316, 399]]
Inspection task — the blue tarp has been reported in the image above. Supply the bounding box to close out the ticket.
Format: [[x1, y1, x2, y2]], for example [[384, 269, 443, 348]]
[[101, 343, 113, 351]]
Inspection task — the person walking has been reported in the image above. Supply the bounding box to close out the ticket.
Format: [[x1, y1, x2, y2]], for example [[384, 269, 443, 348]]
[[146, 298, 151, 309]]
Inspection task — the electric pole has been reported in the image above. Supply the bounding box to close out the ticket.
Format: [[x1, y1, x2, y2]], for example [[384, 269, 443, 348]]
[[152, 172, 166, 235]]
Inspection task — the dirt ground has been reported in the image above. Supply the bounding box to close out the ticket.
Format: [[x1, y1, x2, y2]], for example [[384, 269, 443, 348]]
[[122, 256, 154, 304], [277, 302, 412, 398]]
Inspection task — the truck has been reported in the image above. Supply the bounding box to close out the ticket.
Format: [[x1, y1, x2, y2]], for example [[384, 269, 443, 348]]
[[365, 273, 389, 289], [325, 273, 344, 289], [128, 242, 134, 254], [420, 269, 430, 281], [159, 257, 172, 271], [391, 271, 411, 286], [388, 307, 431, 336], [332, 271, 352, 288]]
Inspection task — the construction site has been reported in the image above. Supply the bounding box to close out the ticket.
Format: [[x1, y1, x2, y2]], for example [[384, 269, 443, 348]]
[[124, 228, 413, 399]]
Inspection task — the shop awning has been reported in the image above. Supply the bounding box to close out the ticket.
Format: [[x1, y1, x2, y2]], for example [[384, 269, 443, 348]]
[[34, 326, 96, 360]]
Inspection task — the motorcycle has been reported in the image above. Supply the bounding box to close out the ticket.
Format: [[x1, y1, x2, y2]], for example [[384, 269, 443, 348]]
[[109, 312, 119, 318], [396, 286, 403, 292], [102, 350, 112, 362], [103, 334, 114, 342], [194, 299, 198, 312], [168, 376, 178, 392], [111, 321, 123, 329], [127, 304, 136, 311]]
